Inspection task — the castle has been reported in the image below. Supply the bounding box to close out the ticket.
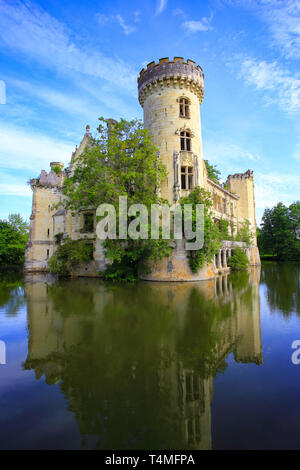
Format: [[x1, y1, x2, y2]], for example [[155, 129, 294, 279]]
[[25, 57, 260, 280]]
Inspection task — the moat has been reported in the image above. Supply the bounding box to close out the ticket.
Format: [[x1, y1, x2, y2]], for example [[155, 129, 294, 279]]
[[0, 262, 300, 450]]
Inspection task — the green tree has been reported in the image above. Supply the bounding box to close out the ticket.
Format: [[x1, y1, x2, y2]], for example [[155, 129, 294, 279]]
[[204, 160, 221, 184], [56, 118, 172, 281], [259, 202, 300, 260], [235, 219, 254, 245], [180, 187, 221, 273], [0, 213, 29, 265]]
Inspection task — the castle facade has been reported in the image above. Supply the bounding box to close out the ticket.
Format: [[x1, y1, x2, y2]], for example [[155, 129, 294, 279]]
[[25, 57, 260, 280]]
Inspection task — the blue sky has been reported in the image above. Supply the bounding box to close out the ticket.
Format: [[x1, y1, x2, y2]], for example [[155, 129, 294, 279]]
[[0, 0, 299, 225]]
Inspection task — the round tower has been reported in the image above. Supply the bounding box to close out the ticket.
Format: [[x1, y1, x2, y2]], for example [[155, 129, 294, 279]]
[[138, 57, 205, 203]]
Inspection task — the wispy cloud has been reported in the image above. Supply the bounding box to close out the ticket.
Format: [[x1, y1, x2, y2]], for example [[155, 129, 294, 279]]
[[0, 1, 136, 92], [115, 14, 136, 35], [256, 0, 300, 60], [293, 143, 300, 162], [134, 10, 141, 23], [156, 0, 167, 15], [7, 78, 102, 119], [0, 123, 73, 172], [203, 141, 261, 168], [95, 12, 136, 35], [172, 8, 186, 18], [255, 171, 300, 214], [223, 0, 300, 59], [182, 16, 213, 33], [239, 58, 300, 114]]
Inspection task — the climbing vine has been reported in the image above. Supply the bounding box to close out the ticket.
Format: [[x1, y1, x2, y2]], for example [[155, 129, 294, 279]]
[[180, 187, 221, 273]]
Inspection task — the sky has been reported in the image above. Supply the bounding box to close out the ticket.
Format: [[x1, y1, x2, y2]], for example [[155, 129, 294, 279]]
[[0, 0, 299, 225]]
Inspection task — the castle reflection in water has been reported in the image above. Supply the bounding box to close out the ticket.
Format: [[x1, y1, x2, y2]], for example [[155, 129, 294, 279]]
[[23, 268, 262, 450]]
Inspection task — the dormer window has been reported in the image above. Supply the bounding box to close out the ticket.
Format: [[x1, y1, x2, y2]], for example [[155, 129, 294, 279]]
[[179, 97, 190, 118], [180, 131, 191, 151]]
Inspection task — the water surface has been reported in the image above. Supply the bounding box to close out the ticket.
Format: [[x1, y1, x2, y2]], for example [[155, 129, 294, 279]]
[[0, 262, 300, 450]]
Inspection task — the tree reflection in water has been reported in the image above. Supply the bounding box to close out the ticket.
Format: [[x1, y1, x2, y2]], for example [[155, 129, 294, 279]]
[[23, 267, 262, 450], [261, 262, 300, 316]]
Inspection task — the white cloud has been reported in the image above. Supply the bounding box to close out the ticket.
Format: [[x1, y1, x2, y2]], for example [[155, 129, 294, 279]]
[[134, 10, 141, 23], [95, 12, 136, 35], [0, 123, 73, 172], [0, 182, 31, 197], [0, 1, 136, 92], [182, 17, 213, 33], [203, 141, 261, 167], [293, 143, 300, 162], [239, 58, 300, 114], [7, 78, 102, 118], [173, 8, 186, 18], [223, 0, 300, 59], [255, 171, 300, 213], [156, 0, 167, 15], [256, 0, 300, 60], [115, 14, 136, 35], [95, 13, 110, 25]]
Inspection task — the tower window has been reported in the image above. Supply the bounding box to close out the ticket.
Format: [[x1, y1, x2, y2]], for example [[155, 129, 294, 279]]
[[83, 212, 94, 233], [181, 166, 194, 190], [179, 97, 190, 118], [46, 249, 49, 258], [180, 131, 191, 151]]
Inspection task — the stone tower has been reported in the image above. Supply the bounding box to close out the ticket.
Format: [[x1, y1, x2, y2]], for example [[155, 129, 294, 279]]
[[138, 57, 206, 203]]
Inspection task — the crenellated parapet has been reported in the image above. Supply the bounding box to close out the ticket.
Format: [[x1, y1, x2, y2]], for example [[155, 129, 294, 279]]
[[226, 169, 254, 182], [138, 57, 204, 106]]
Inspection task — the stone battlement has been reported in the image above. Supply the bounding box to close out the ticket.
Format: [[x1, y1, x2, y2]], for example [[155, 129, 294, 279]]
[[30, 167, 65, 189], [227, 170, 254, 181], [138, 57, 204, 106]]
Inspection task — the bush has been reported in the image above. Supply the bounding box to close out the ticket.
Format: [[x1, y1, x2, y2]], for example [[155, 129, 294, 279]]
[[48, 237, 94, 275], [235, 219, 254, 245], [227, 248, 249, 271]]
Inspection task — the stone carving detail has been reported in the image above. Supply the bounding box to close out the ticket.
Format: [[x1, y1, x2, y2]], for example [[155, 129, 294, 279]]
[[173, 151, 180, 202], [194, 155, 199, 186]]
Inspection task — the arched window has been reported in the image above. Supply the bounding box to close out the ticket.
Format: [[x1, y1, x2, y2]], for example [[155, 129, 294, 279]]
[[179, 97, 190, 118], [180, 131, 191, 151]]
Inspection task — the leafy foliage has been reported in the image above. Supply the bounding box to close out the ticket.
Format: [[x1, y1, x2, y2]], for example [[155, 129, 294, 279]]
[[52, 165, 62, 175], [218, 219, 230, 240], [60, 118, 172, 281], [48, 237, 94, 275], [227, 247, 249, 271], [180, 187, 221, 273], [235, 219, 254, 246], [204, 160, 221, 184], [0, 213, 29, 265], [258, 202, 300, 260]]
